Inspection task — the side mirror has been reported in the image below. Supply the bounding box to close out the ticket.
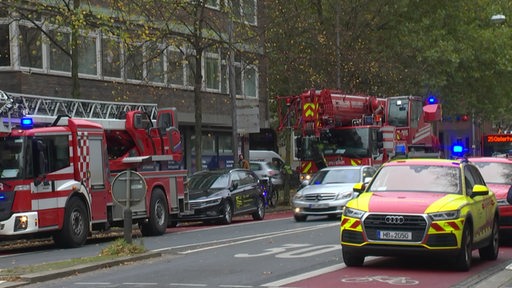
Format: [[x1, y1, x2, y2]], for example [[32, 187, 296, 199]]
[[230, 181, 239, 191], [353, 182, 365, 195], [471, 184, 489, 198]]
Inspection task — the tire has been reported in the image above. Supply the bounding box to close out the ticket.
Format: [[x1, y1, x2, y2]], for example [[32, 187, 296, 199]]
[[53, 197, 89, 248], [342, 248, 365, 267], [479, 217, 499, 261], [252, 197, 265, 220], [454, 223, 472, 271], [220, 200, 233, 224], [140, 188, 168, 236], [294, 214, 307, 222]]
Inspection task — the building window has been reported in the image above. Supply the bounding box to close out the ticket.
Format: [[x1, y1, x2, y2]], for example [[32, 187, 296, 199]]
[[19, 25, 42, 69], [146, 43, 164, 83], [231, 0, 257, 25], [0, 24, 10, 67], [205, 51, 220, 90], [241, 0, 257, 25], [243, 65, 257, 97], [49, 30, 71, 72], [102, 38, 121, 78], [78, 34, 97, 75], [205, 0, 220, 9], [125, 43, 143, 81], [168, 49, 185, 86]]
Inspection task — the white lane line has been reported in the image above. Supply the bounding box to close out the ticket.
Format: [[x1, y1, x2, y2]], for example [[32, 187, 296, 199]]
[[75, 283, 111, 285], [123, 283, 159, 285], [169, 283, 207, 287], [261, 263, 346, 287], [158, 223, 338, 255], [262, 257, 379, 287]]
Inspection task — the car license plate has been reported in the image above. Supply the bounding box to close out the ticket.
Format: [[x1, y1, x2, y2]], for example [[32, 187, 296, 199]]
[[309, 203, 329, 208], [377, 230, 412, 240]]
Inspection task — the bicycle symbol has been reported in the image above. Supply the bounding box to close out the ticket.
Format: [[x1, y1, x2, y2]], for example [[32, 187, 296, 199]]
[[341, 275, 419, 285]]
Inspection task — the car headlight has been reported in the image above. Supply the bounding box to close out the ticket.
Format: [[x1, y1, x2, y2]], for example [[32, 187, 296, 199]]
[[428, 210, 460, 221], [336, 191, 353, 200], [343, 207, 365, 219], [293, 193, 304, 200]]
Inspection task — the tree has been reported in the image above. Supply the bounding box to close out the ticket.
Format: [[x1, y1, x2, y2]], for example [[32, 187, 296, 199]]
[[111, 0, 261, 171]]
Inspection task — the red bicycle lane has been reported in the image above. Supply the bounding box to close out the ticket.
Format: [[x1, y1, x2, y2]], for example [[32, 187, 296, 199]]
[[284, 248, 512, 288]]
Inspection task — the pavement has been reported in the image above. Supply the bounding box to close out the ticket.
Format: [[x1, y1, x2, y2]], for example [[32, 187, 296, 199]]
[[2, 204, 512, 288]]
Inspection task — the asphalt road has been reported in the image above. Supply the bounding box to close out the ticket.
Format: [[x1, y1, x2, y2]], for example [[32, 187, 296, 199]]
[[2, 210, 512, 288]]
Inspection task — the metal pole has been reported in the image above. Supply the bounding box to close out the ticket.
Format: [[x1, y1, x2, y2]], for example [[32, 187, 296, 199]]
[[228, 18, 239, 167], [124, 170, 132, 244]]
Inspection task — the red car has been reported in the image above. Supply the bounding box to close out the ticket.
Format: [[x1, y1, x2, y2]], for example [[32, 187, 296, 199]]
[[470, 157, 512, 233]]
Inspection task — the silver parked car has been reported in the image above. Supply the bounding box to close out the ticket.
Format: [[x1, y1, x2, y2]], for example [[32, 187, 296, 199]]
[[292, 165, 376, 222]]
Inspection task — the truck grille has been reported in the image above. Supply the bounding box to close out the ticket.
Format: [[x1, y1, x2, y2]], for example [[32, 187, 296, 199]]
[[304, 193, 336, 201], [363, 214, 427, 242]]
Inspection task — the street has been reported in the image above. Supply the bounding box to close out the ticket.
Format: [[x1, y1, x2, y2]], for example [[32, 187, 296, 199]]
[[2, 210, 511, 288]]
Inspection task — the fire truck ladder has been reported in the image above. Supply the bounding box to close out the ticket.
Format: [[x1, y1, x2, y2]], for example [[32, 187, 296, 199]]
[[0, 90, 158, 132]]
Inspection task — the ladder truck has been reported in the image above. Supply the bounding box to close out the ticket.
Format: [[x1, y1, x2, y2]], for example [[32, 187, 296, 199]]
[[277, 89, 442, 178], [0, 90, 190, 248]]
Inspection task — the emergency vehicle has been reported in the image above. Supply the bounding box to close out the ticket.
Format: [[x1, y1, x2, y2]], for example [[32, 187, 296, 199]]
[[0, 90, 190, 248], [277, 89, 442, 177], [340, 158, 499, 271]]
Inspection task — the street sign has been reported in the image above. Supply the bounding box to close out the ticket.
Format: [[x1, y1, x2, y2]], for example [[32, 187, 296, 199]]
[[111, 170, 147, 208]]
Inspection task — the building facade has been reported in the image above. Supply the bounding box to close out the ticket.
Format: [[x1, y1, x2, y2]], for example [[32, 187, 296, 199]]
[[0, 0, 268, 173]]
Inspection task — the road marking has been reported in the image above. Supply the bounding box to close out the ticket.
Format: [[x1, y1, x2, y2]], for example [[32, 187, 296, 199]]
[[155, 223, 339, 254], [75, 283, 111, 285], [262, 263, 347, 287], [169, 283, 207, 287]]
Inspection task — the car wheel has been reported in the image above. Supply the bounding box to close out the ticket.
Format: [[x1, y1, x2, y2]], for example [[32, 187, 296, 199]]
[[220, 200, 233, 224], [342, 248, 365, 267], [454, 223, 472, 271], [294, 214, 307, 222], [252, 197, 265, 220], [140, 188, 168, 236], [53, 197, 89, 248], [479, 217, 499, 261]]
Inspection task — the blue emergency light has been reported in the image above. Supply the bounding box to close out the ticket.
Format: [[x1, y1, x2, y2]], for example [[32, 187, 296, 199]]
[[452, 144, 464, 154], [427, 95, 438, 104], [20, 117, 33, 129], [0, 193, 6, 201]]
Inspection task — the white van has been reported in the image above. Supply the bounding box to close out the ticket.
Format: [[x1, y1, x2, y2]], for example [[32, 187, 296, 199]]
[[249, 150, 284, 166]]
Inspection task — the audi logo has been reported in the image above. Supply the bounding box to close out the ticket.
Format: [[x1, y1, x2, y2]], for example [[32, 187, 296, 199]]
[[385, 215, 405, 224]]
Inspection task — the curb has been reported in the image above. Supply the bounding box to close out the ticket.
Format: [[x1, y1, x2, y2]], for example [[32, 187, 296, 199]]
[[0, 251, 162, 287]]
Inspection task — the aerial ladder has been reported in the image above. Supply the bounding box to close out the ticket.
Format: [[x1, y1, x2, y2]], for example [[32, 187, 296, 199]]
[[0, 90, 182, 171]]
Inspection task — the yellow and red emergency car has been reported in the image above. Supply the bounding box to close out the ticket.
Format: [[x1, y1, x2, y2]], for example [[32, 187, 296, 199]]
[[340, 158, 499, 271]]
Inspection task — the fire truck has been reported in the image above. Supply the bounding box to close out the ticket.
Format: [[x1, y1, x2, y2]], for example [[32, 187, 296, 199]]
[[277, 89, 442, 177], [0, 90, 190, 248]]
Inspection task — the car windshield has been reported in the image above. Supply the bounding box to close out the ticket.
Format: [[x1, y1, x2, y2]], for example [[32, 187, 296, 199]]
[[310, 169, 360, 185], [367, 165, 460, 194], [473, 162, 512, 185], [188, 173, 230, 189]]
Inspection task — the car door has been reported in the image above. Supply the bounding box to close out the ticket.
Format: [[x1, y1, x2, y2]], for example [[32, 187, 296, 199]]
[[233, 171, 256, 213], [464, 165, 487, 243]]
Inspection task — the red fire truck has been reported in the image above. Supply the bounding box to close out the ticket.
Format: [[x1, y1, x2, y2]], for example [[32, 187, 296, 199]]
[[0, 90, 190, 247], [277, 89, 442, 177]]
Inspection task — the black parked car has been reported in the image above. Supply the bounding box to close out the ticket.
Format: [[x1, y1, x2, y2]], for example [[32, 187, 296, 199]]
[[177, 168, 265, 224]]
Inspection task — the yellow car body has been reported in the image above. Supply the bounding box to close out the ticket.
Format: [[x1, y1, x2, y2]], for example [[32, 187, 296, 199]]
[[340, 158, 499, 271]]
